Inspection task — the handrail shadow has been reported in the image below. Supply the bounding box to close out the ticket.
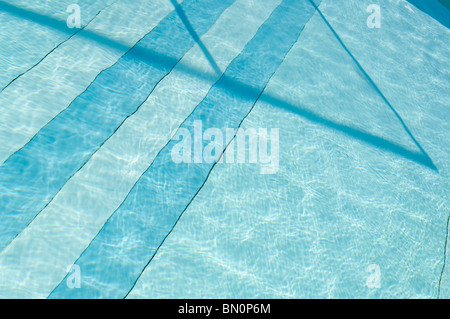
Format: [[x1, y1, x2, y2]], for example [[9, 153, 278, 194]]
[[308, 0, 438, 170], [0, 0, 438, 171], [169, 0, 222, 75]]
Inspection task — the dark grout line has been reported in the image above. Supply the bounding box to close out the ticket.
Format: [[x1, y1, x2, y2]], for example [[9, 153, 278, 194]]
[[0, 0, 120, 94], [0, 0, 186, 253], [123, 3, 310, 298], [0, 0, 438, 173], [438, 214, 450, 298], [0, 0, 438, 298], [46, 0, 238, 298]]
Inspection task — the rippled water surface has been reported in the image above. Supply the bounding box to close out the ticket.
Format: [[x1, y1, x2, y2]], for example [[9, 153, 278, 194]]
[[0, 0, 448, 298]]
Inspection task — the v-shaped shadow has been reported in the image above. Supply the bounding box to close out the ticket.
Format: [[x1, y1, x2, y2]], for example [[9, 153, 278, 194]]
[[0, 0, 438, 171]]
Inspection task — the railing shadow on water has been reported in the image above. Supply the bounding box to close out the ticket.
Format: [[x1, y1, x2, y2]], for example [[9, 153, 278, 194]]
[[0, 0, 438, 171]]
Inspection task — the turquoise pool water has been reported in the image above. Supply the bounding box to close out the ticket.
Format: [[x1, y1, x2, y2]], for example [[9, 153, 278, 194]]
[[0, 0, 448, 298]]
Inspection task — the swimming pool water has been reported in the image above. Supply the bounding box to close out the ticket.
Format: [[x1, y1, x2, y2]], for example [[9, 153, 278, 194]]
[[0, 0, 448, 298]]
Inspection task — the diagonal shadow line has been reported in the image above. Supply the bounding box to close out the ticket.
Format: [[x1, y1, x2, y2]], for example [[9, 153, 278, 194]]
[[0, 1, 76, 36], [307, 0, 437, 170], [0, 0, 438, 171], [0, 0, 179, 75], [261, 94, 437, 170], [0, 0, 236, 254], [0, 0, 120, 94], [124, 4, 321, 296], [52, 0, 315, 298], [169, 0, 222, 75]]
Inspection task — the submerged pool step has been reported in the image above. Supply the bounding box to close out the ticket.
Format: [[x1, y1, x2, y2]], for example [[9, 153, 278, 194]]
[[0, 0, 112, 90], [0, 0, 281, 299], [0, 0, 235, 251], [0, 0, 177, 166], [49, 0, 320, 299]]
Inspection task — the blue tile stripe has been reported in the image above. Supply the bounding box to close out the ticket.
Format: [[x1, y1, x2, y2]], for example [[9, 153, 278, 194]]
[[0, 0, 235, 251], [49, 0, 319, 299]]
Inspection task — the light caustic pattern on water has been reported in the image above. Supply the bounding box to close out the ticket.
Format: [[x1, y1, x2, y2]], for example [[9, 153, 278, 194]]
[[0, 0, 448, 298]]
